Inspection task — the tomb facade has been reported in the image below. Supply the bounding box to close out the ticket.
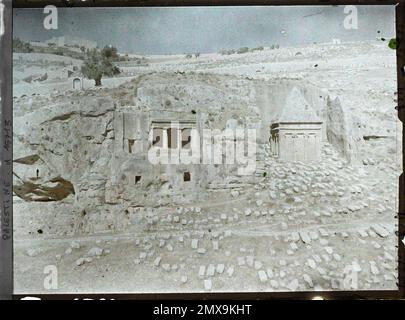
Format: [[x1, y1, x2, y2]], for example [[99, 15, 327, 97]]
[[270, 87, 323, 163]]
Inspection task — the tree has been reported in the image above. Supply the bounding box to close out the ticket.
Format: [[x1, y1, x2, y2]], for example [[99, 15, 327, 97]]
[[81, 47, 120, 86], [13, 38, 33, 53], [102, 45, 119, 61]]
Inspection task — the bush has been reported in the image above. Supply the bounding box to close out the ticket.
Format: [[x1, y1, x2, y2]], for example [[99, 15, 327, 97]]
[[251, 46, 264, 52], [237, 47, 249, 54], [13, 38, 33, 53], [81, 48, 121, 86], [219, 49, 236, 55]]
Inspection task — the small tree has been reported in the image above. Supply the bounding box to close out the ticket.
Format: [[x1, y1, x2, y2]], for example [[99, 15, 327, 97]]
[[13, 38, 33, 53], [81, 47, 120, 86]]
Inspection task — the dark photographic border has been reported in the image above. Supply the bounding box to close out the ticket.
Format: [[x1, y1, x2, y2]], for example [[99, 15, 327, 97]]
[[1, 0, 404, 300]]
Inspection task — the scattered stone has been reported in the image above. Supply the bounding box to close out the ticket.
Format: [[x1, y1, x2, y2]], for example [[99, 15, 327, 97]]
[[70, 241, 81, 249], [303, 274, 313, 288], [352, 261, 362, 272], [204, 279, 212, 291], [266, 269, 274, 278], [25, 248, 41, 257], [75, 258, 85, 266], [258, 270, 268, 282], [299, 231, 311, 244], [153, 257, 161, 267], [227, 266, 235, 277], [384, 252, 395, 261], [207, 264, 216, 277], [237, 257, 246, 266], [216, 264, 225, 274], [212, 240, 219, 250], [309, 231, 319, 240], [198, 266, 206, 278], [191, 239, 198, 249], [162, 263, 171, 272], [254, 261, 263, 270], [197, 248, 206, 254], [318, 228, 329, 237], [290, 243, 298, 251], [370, 261, 379, 275], [319, 238, 329, 246], [87, 247, 103, 257], [371, 225, 389, 238], [358, 229, 368, 238], [180, 276, 188, 284], [224, 230, 232, 237], [286, 279, 299, 291], [231, 190, 239, 198], [307, 259, 316, 269]]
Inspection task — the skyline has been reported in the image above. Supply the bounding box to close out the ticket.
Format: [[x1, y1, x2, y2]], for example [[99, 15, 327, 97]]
[[13, 6, 395, 55]]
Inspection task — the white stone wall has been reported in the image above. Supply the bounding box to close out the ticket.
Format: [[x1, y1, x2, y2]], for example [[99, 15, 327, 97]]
[[275, 123, 322, 163]]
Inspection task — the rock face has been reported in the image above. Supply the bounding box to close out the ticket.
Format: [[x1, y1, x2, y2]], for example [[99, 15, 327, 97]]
[[12, 40, 399, 293], [12, 67, 397, 237], [13, 176, 75, 202], [326, 95, 362, 163]]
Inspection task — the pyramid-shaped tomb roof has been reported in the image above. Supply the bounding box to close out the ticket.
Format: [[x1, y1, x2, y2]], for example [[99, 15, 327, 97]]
[[278, 87, 322, 123]]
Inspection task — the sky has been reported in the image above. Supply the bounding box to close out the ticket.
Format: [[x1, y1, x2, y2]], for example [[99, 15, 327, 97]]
[[13, 6, 396, 55]]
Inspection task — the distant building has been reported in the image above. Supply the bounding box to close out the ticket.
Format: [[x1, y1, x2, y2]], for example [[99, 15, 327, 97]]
[[44, 36, 97, 50], [270, 87, 323, 163]]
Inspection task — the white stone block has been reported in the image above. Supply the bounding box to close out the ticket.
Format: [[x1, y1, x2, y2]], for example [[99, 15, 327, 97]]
[[216, 264, 225, 274], [227, 266, 235, 277], [153, 257, 161, 267], [212, 240, 219, 250], [204, 279, 212, 291], [303, 274, 313, 288], [198, 265, 206, 278], [191, 239, 198, 249], [207, 264, 216, 277], [162, 264, 171, 272], [254, 261, 263, 270], [258, 270, 268, 282], [286, 279, 299, 291]]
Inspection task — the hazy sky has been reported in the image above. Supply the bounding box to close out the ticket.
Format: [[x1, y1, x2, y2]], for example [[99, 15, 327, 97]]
[[13, 6, 395, 54]]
